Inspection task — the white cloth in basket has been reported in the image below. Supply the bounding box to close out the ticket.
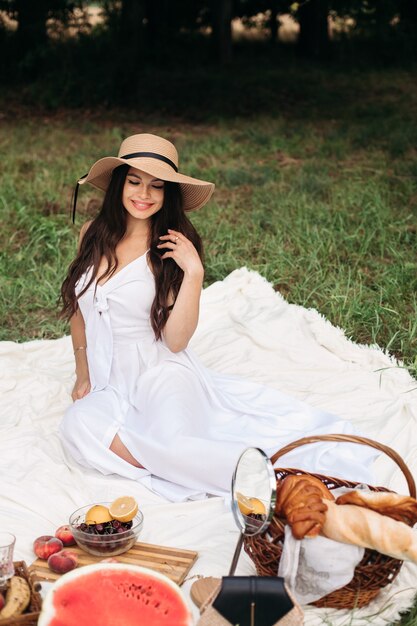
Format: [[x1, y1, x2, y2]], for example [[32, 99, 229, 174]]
[[279, 525, 364, 604]]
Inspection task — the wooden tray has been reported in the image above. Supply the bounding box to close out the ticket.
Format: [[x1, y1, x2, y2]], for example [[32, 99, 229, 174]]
[[29, 542, 198, 586]]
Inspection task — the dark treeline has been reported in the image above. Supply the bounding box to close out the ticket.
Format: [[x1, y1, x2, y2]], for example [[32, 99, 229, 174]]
[[0, 0, 416, 111]]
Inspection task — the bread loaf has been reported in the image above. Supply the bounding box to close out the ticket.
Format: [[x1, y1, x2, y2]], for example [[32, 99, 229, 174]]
[[335, 490, 417, 526], [322, 500, 417, 564]]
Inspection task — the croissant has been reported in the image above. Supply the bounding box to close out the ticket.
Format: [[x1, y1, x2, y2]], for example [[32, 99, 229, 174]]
[[275, 475, 334, 540], [335, 490, 417, 526], [276, 475, 334, 509], [322, 500, 417, 564]]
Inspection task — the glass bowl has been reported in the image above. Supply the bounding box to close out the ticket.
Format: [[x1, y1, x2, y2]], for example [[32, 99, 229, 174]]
[[69, 502, 144, 557]]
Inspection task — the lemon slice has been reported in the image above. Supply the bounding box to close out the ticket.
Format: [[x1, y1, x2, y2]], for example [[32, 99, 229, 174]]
[[109, 496, 138, 522], [236, 492, 254, 516], [249, 497, 266, 515], [85, 504, 113, 525]]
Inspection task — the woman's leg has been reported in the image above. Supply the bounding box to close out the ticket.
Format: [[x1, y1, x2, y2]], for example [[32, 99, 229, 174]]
[[110, 434, 145, 468], [59, 388, 149, 479]]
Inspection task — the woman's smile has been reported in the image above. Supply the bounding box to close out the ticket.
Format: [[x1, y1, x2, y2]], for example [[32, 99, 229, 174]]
[[130, 199, 155, 211]]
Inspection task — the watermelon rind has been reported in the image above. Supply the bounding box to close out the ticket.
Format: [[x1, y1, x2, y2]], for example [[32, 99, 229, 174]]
[[38, 562, 193, 626]]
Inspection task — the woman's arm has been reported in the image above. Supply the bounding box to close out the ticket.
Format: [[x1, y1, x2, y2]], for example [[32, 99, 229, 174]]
[[70, 309, 91, 401], [158, 228, 204, 353], [70, 220, 93, 400]]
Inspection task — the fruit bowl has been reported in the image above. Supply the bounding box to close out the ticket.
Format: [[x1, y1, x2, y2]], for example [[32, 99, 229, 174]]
[[69, 503, 144, 557]]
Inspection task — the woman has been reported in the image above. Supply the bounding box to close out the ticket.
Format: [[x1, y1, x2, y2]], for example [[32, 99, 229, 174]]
[[60, 133, 374, 501]]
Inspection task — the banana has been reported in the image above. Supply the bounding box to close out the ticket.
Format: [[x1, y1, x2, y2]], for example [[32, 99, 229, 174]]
[[0, 576, 31, 618]]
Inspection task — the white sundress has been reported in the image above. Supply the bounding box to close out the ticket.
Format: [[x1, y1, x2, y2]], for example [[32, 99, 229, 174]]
[[60, 252, 375, 501]]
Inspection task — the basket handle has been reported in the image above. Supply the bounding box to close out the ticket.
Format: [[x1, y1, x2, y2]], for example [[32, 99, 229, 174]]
[[269, 434, 416, 498]]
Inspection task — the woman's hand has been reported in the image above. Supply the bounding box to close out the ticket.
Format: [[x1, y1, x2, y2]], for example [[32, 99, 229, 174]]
[[157, 229, 204, 279], [72, 374, 91, 402], [158, 230, 204, 352]]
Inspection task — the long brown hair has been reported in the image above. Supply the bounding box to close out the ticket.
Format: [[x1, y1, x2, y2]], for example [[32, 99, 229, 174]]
[[60, 164, 203, 339]]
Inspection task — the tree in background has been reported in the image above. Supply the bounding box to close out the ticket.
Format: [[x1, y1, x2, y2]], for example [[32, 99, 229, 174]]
[[0, 0, 82, 53], [210, 0, 233, 62], [297, 0, 330, 59], [230, 0, 329, 58], [14, 0, 50, 50], [102, 0, 145, 66], [235, 0, 290, 44], [398, 0, 417, 50], [399, 0, 417, 25]]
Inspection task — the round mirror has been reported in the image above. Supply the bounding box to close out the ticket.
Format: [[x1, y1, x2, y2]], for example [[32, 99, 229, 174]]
[[231, 447, 276, 537]]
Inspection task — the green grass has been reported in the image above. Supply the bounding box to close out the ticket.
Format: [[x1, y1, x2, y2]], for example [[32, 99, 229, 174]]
[[399, 602, 417, 626], [0, 64, 417, 625], [2, 68, 417, 377]]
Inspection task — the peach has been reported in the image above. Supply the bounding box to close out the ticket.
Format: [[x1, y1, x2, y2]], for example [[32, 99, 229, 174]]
[[55, 525, 76, 547], [33, 535, 63, 560], [48, 549, 78, 574]]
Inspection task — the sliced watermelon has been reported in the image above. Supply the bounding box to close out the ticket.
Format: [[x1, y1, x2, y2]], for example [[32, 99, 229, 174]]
[[38, 563, 193, 626]]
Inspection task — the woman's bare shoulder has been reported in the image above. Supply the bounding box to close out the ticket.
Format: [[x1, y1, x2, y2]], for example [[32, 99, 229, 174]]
[[80, 220, 93, 238], [78, 220, 94, 250]]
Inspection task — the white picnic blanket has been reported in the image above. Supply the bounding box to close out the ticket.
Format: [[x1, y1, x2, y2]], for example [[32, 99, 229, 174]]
[[1, 267, 416, 625]]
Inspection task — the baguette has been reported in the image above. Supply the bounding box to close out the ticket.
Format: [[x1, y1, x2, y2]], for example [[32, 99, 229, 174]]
[[322, 500, 417, 564], [335, 490, 417, 526]]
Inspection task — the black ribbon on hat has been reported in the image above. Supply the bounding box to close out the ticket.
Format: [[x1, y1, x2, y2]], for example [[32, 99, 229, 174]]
[[71, 174, 88, 224], [120, 151, 178, 172]]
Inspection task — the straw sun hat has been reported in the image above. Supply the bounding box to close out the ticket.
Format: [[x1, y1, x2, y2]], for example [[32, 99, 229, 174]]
[[72, 133, 215, 221]]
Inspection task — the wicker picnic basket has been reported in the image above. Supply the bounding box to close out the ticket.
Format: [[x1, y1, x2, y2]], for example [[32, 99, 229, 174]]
[[243, 434, 416, 609]]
